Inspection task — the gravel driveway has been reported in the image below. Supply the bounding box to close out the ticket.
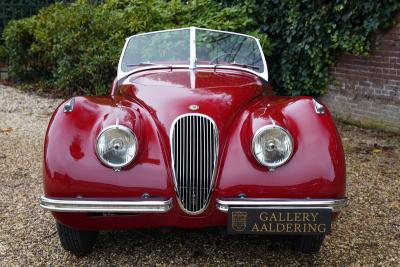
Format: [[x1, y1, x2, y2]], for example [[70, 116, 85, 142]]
[[0, 84, 399, 266]]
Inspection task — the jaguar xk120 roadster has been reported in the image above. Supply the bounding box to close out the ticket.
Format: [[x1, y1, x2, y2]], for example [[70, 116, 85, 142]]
[[40, 27, 347, 254]]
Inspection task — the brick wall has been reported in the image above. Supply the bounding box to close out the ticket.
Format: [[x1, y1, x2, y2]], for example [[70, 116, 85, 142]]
[[321, 16, 400, 133]]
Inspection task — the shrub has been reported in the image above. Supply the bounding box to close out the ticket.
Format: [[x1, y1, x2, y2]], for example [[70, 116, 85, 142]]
[[2, 0, 270, 96]]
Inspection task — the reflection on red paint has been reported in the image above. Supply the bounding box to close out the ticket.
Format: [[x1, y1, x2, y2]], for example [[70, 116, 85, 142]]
[[69, 135, 84, 161]]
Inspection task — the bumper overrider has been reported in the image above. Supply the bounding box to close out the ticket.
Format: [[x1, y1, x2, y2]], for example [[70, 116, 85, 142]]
[[40, 196, 347, 213]]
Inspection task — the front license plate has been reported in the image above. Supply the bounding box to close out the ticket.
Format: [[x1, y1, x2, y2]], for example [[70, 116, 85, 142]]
[[228, 208, 331, 235]]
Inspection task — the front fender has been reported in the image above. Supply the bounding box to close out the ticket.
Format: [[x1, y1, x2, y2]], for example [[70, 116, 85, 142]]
[[43, 96, 174, 199], [216, 96, 346, 199]]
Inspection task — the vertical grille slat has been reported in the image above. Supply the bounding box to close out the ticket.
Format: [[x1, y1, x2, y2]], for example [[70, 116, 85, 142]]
[[171, 114, 218, 214]]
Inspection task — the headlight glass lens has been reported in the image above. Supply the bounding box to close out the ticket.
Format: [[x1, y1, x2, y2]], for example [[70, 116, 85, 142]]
[[252, 125, 293, 168], [96, 125, 138, 168]]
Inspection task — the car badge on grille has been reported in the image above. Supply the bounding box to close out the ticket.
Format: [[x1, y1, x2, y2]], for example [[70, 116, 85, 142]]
[[189, 104, 199, 111]]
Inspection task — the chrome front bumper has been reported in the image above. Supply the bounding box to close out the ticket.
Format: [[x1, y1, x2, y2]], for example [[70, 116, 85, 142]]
[[216, 198, 347, 212], [39, 196, 173, 213], [40, 196, 346, 213]]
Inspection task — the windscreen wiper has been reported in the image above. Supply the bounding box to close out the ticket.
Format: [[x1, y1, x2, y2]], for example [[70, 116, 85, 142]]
[[126, 62, 157, 67], [228, 63, 260, 70], [212, 63, 260, 71]]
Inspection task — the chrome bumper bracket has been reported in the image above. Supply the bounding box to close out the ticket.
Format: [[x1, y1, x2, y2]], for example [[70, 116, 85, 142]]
[[39, 196, 173, 213], [216, 198, 347, 213]]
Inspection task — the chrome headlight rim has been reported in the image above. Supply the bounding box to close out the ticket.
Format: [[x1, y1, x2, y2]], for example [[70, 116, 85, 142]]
[[95, 124, 138, 169], [251, 124, 294, 168]]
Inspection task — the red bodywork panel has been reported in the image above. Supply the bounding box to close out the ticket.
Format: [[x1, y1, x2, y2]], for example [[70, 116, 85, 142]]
[[43, 69, 345, 230]]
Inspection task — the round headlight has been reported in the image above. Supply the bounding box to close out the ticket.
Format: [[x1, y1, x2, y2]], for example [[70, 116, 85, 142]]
[[96, 125, 138, 169], [252, 125, 293, 168]]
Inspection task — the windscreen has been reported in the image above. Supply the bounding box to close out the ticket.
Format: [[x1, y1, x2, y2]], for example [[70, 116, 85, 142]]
[[196, 29, 264, 72], [121, 29, 190, 71], [121, 28, 264, 73]]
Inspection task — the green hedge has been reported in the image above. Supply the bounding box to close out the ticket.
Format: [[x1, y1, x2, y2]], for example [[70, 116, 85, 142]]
[[220, 0, 400, 96], [2, 0, 269, 96], [2, 0, 399, 96]]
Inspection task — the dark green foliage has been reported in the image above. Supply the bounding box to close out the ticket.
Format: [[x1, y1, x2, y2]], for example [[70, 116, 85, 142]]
[[220, 0, 400, 95], [2, 0, 264, 96], [0, 0, 56, 35], [1, 0, 399, 96]]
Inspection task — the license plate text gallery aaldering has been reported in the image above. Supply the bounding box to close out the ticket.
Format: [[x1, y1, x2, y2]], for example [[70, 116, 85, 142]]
[[228, 208, 332, 235]]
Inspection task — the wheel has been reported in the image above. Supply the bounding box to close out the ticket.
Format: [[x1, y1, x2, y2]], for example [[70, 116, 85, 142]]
[[56, 222, 98, 255], [295, 235, 325, 253]]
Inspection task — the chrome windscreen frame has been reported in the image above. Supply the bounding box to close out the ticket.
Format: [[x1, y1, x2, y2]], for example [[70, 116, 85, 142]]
[[117, 27, 268, 84]]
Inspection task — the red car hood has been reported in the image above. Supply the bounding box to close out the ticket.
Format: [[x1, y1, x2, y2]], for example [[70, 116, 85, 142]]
[[117, 69, 265, 132]]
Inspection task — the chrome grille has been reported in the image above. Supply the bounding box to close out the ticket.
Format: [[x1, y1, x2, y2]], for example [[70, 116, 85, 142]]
[[171, 114, 218, 214]]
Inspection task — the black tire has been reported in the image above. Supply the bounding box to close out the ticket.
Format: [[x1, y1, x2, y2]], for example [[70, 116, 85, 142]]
[[56, 222, 98, 255], [295, 235, 325, 253]]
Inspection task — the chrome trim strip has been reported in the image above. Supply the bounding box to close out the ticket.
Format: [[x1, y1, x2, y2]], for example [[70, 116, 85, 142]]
[[216, 198, 347, 213], [189, 26, 196, 69], [39, 196, 173, 213]]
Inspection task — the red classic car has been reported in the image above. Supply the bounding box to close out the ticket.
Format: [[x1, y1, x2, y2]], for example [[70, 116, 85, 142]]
[[40, 27, 347, 255]]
